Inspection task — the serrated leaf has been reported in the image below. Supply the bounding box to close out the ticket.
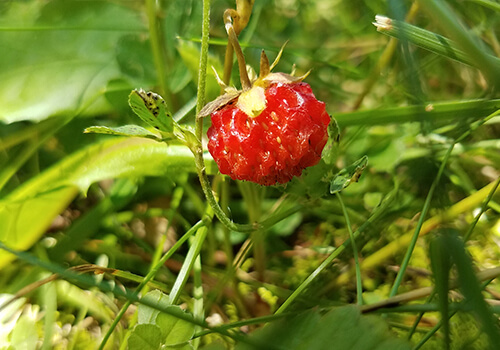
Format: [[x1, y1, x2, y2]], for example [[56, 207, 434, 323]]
[[0, 138, 217, 268], [129, 90, 173, 132], [330, 156, 368, 194], [128, 324, 163, 350], [84, 125, 161, 140], [236, 306, 410, 350]]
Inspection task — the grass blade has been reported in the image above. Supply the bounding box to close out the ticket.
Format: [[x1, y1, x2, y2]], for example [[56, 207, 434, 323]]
[[429, 234, 451, 350], [446, 231, 500, 349], [335, 99, 500, 127], [418, 0, 500, 89], [373, 15, 500, 70]]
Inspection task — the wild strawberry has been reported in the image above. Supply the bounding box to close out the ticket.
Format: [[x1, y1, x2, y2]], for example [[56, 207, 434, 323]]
[[200, 50, 330, 186]]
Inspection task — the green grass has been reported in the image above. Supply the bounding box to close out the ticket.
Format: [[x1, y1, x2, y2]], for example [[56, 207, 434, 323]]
[[0, 0, 499, 349]]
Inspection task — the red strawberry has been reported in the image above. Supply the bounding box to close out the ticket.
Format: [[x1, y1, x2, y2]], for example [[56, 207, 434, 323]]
[[201, 51, 330, 186]]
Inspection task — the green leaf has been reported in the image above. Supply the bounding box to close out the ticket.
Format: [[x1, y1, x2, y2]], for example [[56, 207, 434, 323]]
[[430, 234, 452, 349], [138, 290, 171, 325], [129, 90, 173, 132], [0, 0, 145, 123], [157, 311, 195, 345], [236, 306, 410, 350], [138, 290, 195, 346], [84, 125, 161, 140], [321, 116, 340, 165], [0, 138, 217, 268], [330, 156, 368, 194], [128, 324, 163, 350]]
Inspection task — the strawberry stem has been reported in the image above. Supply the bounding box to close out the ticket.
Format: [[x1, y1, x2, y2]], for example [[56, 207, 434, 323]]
[[224, 9, 252, 90]]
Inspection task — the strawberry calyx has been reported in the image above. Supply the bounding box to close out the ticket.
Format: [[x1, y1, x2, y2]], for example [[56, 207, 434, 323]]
[[199, 47, 310, 119]]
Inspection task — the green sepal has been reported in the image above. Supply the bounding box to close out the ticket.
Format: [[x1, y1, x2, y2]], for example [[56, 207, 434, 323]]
[[129, 89, 174, 132]]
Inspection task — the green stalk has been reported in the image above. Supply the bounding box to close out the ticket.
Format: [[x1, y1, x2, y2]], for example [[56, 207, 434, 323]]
[[169, 225, 209, 304], [41, 280, 57, 350], [192, 253, 204, 349], [195, 0, 211, 141], [220, 179, 234, 268], [463, 176, 500, 241], [389, 143, 454, 297], [194, 312, 291, 338], [337, 194, 363, 305], [239, 182, 266, 280]]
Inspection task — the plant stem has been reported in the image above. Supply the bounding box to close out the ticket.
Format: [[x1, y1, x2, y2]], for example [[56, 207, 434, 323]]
[[389, 144, 454, 297], [195, 0, 211, 141], [169, 225, 209, 304], [463, 176, 500, 241], [192, 252, 204, 350], [192, 148, 256, 233], [241, 182, 265, 280]]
